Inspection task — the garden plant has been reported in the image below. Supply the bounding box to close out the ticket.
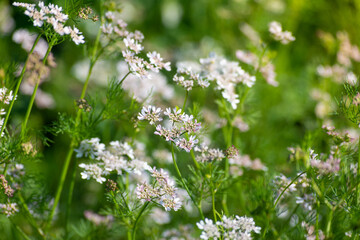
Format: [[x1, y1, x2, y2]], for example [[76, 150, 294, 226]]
[[0, 0, 360, 239]]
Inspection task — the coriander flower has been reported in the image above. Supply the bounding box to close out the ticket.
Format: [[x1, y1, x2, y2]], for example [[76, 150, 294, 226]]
[[197, 215, 261, 240], [175, 136, 199, 152], [79, 163, 106, 184], [136, 167, 182, 211], [268, 21, 295, 44], [13, 1, 85, 45], [197, 218, 220, 240], [138, 105, 163, 125], [0, 203, 19, 217], [69, 27, 85, 45]]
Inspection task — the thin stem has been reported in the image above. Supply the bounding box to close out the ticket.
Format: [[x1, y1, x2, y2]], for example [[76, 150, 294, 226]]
[[190, 149, 200, 169], [11, 219, 32, 240], [221, 97, 234, 216], [310, 179, 333, 209], [20, 42, 53, 138], [45, 146, 74, 231], [18, 192, 45, 239], [65, 153, 77, 234], [0, 34, 42, 137], [274, 172, 306, 208], [211, 187, 217, 222], [182, 91, 189, 112], [325, 209, 334, 237], [64, 62, 97, 232], [316, 201, 320, 240], [357, 136, 360, 205], [2, 164, 9, 176], [119, 71, 131, 86], [171, 142, 204, 219], [209, 163, 218, 222], [50, 25, 105, 232], [131, 201, 150, 240]]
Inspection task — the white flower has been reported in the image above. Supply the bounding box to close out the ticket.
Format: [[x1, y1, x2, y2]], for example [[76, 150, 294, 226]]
[[175, 136, 199, 152], [138, 105, 163, 125], [197, 218, 220, 240], [69, 26, 85, 45], [75, 138, 105, 159], [79, 163, 106, 184], [147, 51, 171, 71], [101, 23, 113, 35], [268, 21, 282, 35], [0, 203, 19, 217], [269, 21, 295, 44], [124, 38, 144, 54], [105, 11, 116, 21]]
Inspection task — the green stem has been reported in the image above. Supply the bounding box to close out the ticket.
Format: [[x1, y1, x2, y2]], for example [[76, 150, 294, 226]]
[[18, 192, 45, 239], [211, 187, 217, 222], [0, 34, 42, 137], [131, 201, 150, 240], [171, 142, 204, 219], [274, 171, 306, 208], [316, 201, 320, 240], [310, 179, 333, 209], [20, 42, 53, 138], [325, 209, 334, 237], [182, 91, 188, 112], [357, 136, 360, 205], [119, 71, 131, 86], [11, 219, 32, 240], [45, 146, 74, 231], [190, 149, 200, 169], [221, 97, 234, 216], [49, 25, 105, 232], [2, 163, 9, 176]]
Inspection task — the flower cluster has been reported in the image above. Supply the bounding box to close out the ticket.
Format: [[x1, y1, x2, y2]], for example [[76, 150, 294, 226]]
[[13, 1, 85, 44], [84, 210, 114, 226], [78, 7, 98, 21], [236, 50, 278, 87], [268, 21, 295, 44], [322, 124, 352, 143], [161, 225, 196, 240], [0, 175, 14, 197], [136, 167, 182, 211], [197, 215, 261, 240], [273, 172, 315, 211], [138, 106, 163, 125], [76, 98, 92, 112], [0, 87, 15, 135], [199, 54, 256, 109], [76, 138, 151, 184], [309, 149, 340, 174], [173, 63, 210, 91], [317, 65, 357, 85], [12, 29, 48, 58], [0, 202, 18, 217], [194, 143, 225, 162], [100, 11, 171, 79], [117, 62, 174, 103], [316, 32, 360, 85], [229, 154, 267, 176], [302, 222, 325, 240], [272, 174, 298, 198], [295, 193, 316, 211], [138, 106, 202, 152], [310, 89, 336, 119]]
